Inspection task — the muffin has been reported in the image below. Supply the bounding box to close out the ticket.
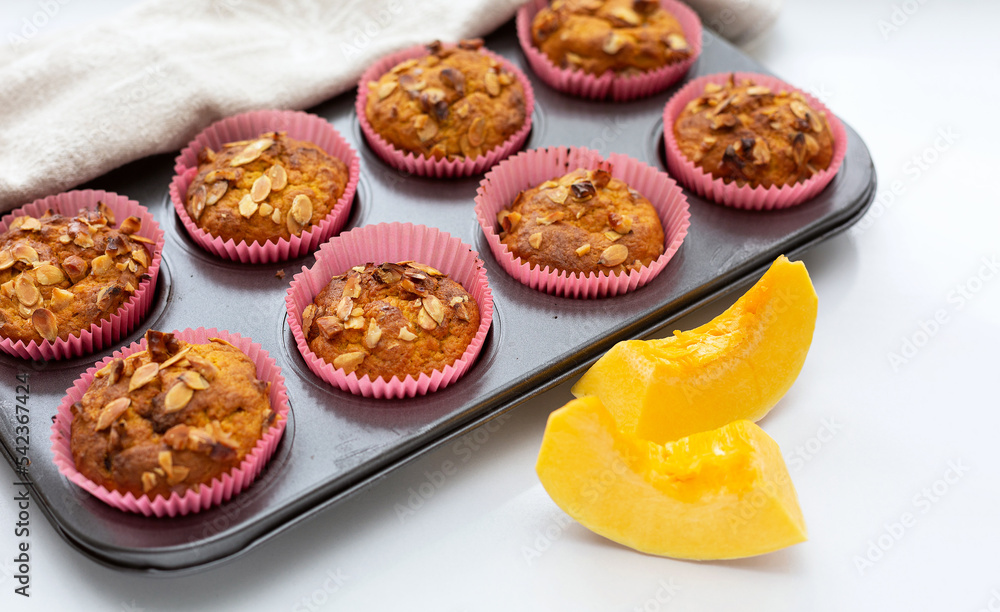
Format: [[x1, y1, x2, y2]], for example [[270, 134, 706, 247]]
[[0, 206, 151, 345], [364, 39, 528, 161], [70, 329, 275, 500], [497, 168, 665, 275], [673, 75, 835, 188], [531, 0, 691, 75], [185, 131, 350, 245], [302, 261, 481, 381]]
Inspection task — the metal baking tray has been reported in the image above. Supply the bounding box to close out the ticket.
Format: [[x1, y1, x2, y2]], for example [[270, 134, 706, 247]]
[[0, 20, 875, 573]]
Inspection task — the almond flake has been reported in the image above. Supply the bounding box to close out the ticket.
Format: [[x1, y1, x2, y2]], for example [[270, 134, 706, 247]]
[[599, 244, 629, 267], [31, 307, 58, 341], [398, 327, 417, 341], [96, 397, 130, 431], [164, 381, 194, 413], [251, 174, 272, 202], [528, 232, 542, 249], [230, 138, 274, 166], [238, 194, 258, 218], [364, 318, 382, 349], [128, 362, 160, 392], [206, 181, 228, 205], [267, 164, 288, 191], [179, 371, 210, 390], [576, 244, 591, 256], [333, 351, 365, 372]]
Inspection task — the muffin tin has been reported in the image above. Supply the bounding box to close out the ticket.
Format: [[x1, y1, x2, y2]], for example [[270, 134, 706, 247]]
[[0, 20, 875, 573]]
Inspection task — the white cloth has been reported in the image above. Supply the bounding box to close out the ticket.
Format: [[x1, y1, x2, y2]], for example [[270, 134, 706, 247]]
[[0, 0, 525, 211]]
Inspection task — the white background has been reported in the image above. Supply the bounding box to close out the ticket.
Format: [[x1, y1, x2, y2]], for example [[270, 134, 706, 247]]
[[2, 0, 1000, 610]]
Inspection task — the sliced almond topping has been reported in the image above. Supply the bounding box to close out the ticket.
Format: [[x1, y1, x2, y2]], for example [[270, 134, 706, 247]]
[[497, 210, 522, 233], [11, 243, 38, 264], [484, 71, 500, 96], [34, 264, 65, 285], [190, 186, 207, 220], [546, 187, 569, 204], [91, 254, 114, 275], [96, 397, 130, 431], [164, 382, 194, 413], [603, 32, 627, 55], [14, 275, 39, 306], [251, 174, 272, 202], [417, 307, 438, 330], [404, 261, 443, 277], [576, 244, 591, 256], [398, 327, 417, 341], [467, 117, 486, 147], [230, 138, 274, 166], [604, 230, 623, 242], [417, 116, 439, 142], [301, 304, 317, 331], [267, 164, 287, 191], [31, 307, 58, 341], [128, 362, 160, 392], [118, 216, 143, 235], [610, 5, 641, 25], [141, 471, 157, 493], [528, 232, 543, 249], [0, 250, 13, 270], [159, 346, 192, 370], [665, 33, 688, 51], [537, 211, 565, 226], [351, 307, 364, 317], [20, 217, 41, 232], [73, 233, 95, 248], [50, 287, 74, 312], [271, 209, 282, 224], [158, 450, 174, 478], [378, 80, 398, 100], [599, 244, 629, 267], [258, 203, 274, 218], [608, 212, 633, 234], [316, 316, 344, 339], [747, 85, 771, 96], [423, 295, 445, 324], [131, 248, 150, 268], [206, 180, 228, 205], [179, 371, 210, 390], [290, 194, 312, 225], [343, 275, 362, 298], [238, 194, 258, 218], [364, 318, 382, 349], [790, 100, 810, 120], [752, 139, 771, 165], [335, 295, 353, 321], [167, 465, 190, 486], [333, 351, 365, 372], [345, 315, 365, 330]]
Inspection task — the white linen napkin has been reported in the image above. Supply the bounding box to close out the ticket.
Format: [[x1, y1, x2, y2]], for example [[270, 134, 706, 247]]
[[0, 0, 526, 211]]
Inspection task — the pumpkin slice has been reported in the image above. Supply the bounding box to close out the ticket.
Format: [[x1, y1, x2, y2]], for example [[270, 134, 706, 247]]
[[572, 255, 817, 444], [536, 396, 807, 560]]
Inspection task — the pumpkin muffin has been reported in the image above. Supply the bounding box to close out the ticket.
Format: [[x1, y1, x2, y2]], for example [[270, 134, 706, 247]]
[[531, 0, 691, 75], [364, 39, 527, 161], [673, 75, 835, 188], [70, 330, 275, 500], [185, 131, 349, 244], [302, 262, 480, 380], [0, 206, 151, 345], [497, 168, 664, 275]]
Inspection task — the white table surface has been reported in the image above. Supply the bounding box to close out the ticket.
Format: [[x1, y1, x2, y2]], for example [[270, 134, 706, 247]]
[[3, 1, 999, 610]]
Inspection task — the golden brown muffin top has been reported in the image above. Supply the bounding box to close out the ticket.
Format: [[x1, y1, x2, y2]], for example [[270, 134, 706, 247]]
[[186, 132, 349, 245], [365, 39, 527, 161], [303, 262, 480, 381], [70, 330, 274, 499], [532, 0, 691, 75], [673, 76, 835, 188], [0, 206, 151, 344], [498, 168, 665, 275]]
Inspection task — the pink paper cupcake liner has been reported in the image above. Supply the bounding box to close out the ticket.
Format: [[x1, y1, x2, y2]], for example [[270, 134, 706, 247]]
[[169, 109, 360, 263], [0, 190, 165, 361], [50, 328, 290, 517], [474, 146, 691, 299], [663, 72, 849, 210], [355, 43, 536, 178], [516, 0, 702, 101], [286, 222, 494, 399]]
